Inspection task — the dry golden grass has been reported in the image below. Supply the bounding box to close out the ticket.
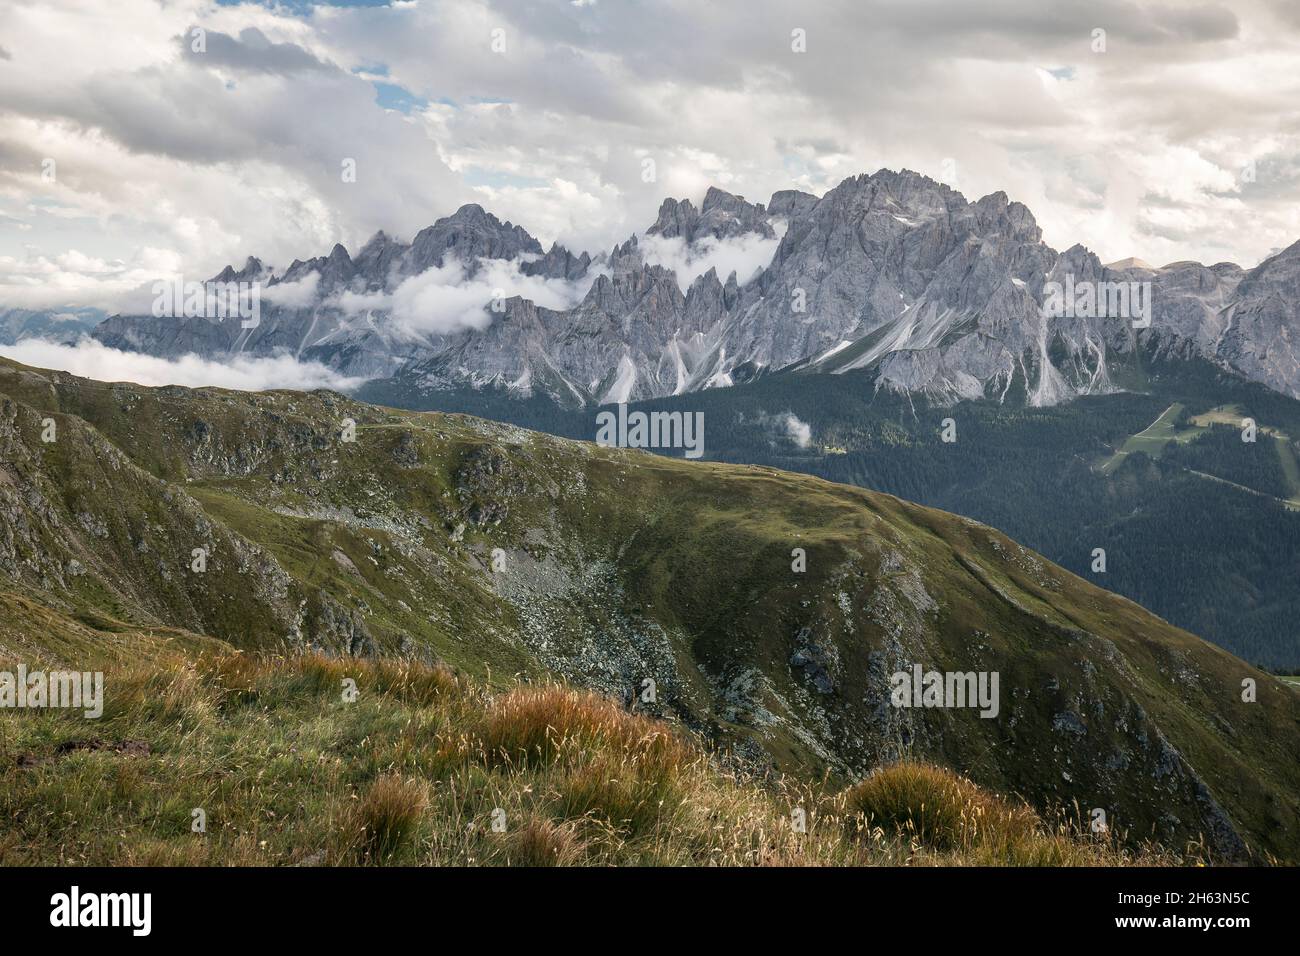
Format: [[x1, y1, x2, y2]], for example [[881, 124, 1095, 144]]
[[841, 760, 1037, 850], [835, 761, 1177, 865], [479, 686, 689, 770], [503, 817, 584, 866], [0, 650, 1192, 867], [355, 775, 429, 861]]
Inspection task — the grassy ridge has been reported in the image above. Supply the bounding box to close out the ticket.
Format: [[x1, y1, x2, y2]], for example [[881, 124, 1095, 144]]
[[367, 356, 1300, 671], [0, 643, 1179, 867], [2, 357, 1299, 862]]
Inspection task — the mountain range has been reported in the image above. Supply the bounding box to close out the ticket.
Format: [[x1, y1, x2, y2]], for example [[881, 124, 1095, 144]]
[[87, 168, 1300, 408]]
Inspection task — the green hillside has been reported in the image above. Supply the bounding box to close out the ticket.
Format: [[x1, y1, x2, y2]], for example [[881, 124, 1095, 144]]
[[363, 353, 1300, 671], [2, 357, 1298, 863]]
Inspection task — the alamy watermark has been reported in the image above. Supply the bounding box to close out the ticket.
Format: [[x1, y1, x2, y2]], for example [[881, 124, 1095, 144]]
[[50, 886, 151, 936], [1043, 274, 1151, 329], [0, 664, 103, 718], [595, 404, 705, 459], [890, 664, 999, 718], [152, 278, 261, 329]]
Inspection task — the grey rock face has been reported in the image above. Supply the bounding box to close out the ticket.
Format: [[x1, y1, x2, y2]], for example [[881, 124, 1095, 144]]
[[648, 187, 775, 243], [81, 172, 1300, 406], [1211, 240, 1300, 396], [790, 625, 838, 694], [520, 242, 591, 281], [767, 188, 819, 221], [405, 203, 543, 276], [311, 591, 375, 656]]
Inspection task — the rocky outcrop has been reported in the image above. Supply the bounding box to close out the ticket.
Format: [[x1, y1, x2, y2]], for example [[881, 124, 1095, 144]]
[[647, 187, 775, 243]]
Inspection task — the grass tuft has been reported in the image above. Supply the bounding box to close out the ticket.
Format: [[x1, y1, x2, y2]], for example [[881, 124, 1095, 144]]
[[841, 760, 1034, 850], [355, 775, 428, 862], [504, 817, 583, 867], [479, 686, 688, 772]]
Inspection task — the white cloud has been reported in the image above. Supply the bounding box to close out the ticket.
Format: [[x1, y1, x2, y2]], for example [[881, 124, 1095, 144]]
[[779, 412, 812, 448], [0, 245, 184, 312], [640, 230, 783, 292], [0, 337, 367, 392], [262, 272, 319, 309], [380, 256, 593, 338], [331, 288, 390, 315]]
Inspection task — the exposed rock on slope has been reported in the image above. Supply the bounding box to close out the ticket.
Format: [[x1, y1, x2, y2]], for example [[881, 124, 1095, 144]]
[[1, 356, 1297, 861]]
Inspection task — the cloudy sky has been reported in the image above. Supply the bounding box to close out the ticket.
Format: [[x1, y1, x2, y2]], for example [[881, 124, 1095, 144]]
[[3, 0, 1300, 314]]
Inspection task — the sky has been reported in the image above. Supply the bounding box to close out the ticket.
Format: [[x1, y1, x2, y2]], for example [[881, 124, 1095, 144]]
[[2, 0, 1300, 314]]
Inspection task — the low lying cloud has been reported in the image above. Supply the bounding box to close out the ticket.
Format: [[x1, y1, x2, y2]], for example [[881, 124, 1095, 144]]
[[262, 272, 319, 309], [329, 256, 595, 339], [779, 412, 813, 448], [640, 231, 782, 293], [0, 338, 367, 392]]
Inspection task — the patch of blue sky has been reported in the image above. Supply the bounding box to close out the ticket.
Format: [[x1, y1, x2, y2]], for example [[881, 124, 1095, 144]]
[[374, 82, 429, 113], [462, 169, 549, 190]]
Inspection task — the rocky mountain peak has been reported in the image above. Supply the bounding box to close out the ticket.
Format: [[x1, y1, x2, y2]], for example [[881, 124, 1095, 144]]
[[211, 256, 264, 284], [647, 187, 774, 243], [768, 188, 818, 221], [520, 242, 592, 281], [358, 230, 393, 252], [405, 203, 544, 277], [973, 191, 1041, 243], [605, 235, 644, 275], [647, 197, 699, 239], [1229, 237, 1300, 307], [447, 202, 489, 222]]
